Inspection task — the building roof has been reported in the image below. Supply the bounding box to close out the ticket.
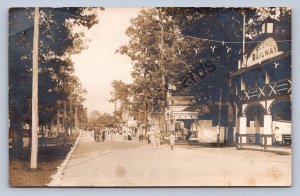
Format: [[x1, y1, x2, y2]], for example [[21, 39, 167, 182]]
[[230, 51, 291, 77]]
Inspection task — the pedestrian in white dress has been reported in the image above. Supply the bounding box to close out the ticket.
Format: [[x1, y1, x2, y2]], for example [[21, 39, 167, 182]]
[[109, 130, 114, 141], [274, 127, 282, 147], [149, 129, 156, 148], [155, 130, 161, 149], [169, 132, 175, 150]]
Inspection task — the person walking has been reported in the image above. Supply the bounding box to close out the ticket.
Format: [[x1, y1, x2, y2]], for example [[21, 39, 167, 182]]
[[274, 127, 282, 147], [102, 130, 106, 142], [95, 130, 100, 142], [155, 130, 161, 149], [138, 125, 143, 142], [146, 130, 150, 144], [93, 128, 97, 142], [169, 132, 176, 150], [141, 126, 145, 142], [110, 129, 114, 142], [149, 128, 156, 148], [183, 128, 188, 140]]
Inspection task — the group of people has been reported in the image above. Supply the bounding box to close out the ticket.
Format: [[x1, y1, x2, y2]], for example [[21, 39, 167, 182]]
[[91, 124, 177, 150], [92, 128, 116, 142], [146, 129, 176, 150], [93, 129, 105, 142], [176, 127, 192, 141], [147, 129, 161, 149]]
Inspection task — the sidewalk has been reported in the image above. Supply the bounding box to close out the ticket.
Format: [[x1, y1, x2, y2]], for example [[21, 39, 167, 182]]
[[238, 145, 292, 155], [165, 139, 292, 155]]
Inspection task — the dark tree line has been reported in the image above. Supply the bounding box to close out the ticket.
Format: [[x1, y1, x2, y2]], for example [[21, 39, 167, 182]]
[[9, 8, 99, 159]]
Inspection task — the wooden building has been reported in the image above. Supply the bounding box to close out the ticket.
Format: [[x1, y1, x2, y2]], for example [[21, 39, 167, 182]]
[[229, 19, 291, 147]]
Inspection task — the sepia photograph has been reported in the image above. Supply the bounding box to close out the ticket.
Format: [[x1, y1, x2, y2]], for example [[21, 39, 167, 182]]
[[9, 7, 291, 187]]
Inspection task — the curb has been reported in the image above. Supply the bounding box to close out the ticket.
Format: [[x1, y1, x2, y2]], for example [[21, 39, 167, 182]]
[[237, 146, 292, 155], [47, 130, 82, 186]]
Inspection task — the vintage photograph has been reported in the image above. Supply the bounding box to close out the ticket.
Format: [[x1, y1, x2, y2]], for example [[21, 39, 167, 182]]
[[9, 7, 291, 187]]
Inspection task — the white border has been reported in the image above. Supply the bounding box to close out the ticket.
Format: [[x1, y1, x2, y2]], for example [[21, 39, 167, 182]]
[[1, 1, 300, 196]]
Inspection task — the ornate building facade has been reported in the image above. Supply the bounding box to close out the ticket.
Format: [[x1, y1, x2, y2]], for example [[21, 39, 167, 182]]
[[229, 20, 291, 148]]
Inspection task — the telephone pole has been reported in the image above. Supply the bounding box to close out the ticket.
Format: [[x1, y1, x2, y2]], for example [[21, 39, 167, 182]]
[[30, 7, 40, 169], [57, 100, 60, 134], [217, 89, 222, 147], [158, 8, 166, 134], [75, 106, 78, 134]]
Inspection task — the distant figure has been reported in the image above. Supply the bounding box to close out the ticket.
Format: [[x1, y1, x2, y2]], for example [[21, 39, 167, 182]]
[[183, 128, 188, 140], [149, 129, 156, 148], [155, 130, 161, 149], [93, 129, 97, 141], [102, 130, 106, 142], [138, 125, 144, 142], [142, 126, 146, 142], [274, 127, 282, 147], [124, 132, 128, 140], [110, 130, 115, 141], [146, 130, 150, 144], [95, 130, 100, 142], [128, 132, 132, 141], [169, 132, 176, 150]]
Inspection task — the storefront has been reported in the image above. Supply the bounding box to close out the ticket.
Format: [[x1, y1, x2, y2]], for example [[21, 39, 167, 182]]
[[229, 20, 291, 148]]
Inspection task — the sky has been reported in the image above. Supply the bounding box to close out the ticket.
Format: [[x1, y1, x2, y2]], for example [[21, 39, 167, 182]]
[[71, 8, 141, 115]]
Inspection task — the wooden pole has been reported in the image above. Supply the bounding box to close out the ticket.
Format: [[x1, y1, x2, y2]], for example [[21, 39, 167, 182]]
[[69, 98, 72, 135], [159, 8, 166, 134], [75, 106, 78, 134], [242, 14, 246, 55], [63, 101, 66, 132], [57, 100, 60, 134], [242, 14, 246, 66], [63, 101, 66, 145], [30, 7, 40, 169], [217, 89, 222, 147]]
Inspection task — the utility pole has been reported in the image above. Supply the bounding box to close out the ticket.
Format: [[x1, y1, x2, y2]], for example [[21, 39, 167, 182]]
[[242, 13, 246, 55], [63, 101, 67, 145], [158, 8, 166, 135], [56, 100, 60, 134], [63, 101, 66, 132], [30, 7, 40, 169], [217, 89, 222, 147], [75, 106, 78, 135], [69, 98, 72, 135], [242, 13, 246, 66]]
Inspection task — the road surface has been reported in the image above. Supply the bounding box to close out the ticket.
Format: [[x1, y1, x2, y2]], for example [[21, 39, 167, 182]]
[[57, 130, 291, 186]]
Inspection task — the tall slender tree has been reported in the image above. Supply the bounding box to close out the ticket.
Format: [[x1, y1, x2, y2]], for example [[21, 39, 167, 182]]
[[9, 7, 99, 159]]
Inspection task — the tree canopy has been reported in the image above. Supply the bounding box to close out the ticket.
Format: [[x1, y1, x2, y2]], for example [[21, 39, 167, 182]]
[[9, 7, 99, 158], [117, 7, 291, 122]]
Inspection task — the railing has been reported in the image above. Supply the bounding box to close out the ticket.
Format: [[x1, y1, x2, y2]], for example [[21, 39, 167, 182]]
[[239, 79, 291, 103], [237, 133, 291, 149], [238, 134, 262, 145]]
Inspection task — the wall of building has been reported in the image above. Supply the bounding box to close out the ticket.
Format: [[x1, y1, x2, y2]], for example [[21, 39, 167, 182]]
[[192, 120, 225, 143], [243, 120, 291, 135], [272, 120, 292, 135]]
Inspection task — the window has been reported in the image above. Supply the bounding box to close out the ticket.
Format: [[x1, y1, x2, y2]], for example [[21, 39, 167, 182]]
[[252, 54, 256, 61], [265, 49, 269, 56]]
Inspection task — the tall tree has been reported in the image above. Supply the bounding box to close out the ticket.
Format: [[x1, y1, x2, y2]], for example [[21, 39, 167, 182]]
[[9, 7, 99, 159], [118, 8, 189, 123]]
